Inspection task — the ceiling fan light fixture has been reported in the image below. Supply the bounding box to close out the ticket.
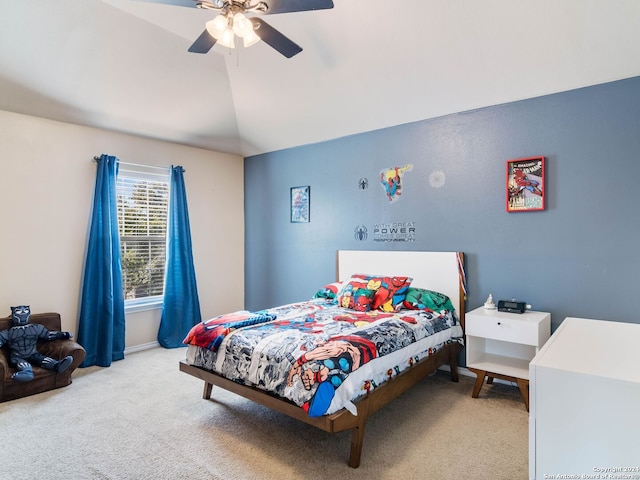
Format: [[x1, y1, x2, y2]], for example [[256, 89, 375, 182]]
[[232, 12, 253, 38], [218, 27, 236, 48], [206, 10, 260, 50], [206, 14, 229, 39], [243, 30, 261, 47]]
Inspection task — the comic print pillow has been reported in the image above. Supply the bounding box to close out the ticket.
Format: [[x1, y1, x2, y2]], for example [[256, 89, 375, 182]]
[[402, 287, 455, 313], [351, 274, 413, 312], [336, 278, 377, 312], [313, 282, 343, 300]]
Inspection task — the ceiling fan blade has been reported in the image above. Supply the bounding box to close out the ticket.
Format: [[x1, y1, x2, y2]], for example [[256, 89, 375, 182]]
[[188, 30, 217, 53], [250, 17, 302, 58], [262, 0, 334, 15], [131, 0, 198, 6], [132, 0, 334, 12]]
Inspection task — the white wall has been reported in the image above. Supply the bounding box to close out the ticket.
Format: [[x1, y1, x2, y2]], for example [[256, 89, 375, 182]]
[[0, 110, 245, 349]]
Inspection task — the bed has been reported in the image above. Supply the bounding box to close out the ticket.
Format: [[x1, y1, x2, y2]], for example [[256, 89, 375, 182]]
[[180, 250, 466, 467]]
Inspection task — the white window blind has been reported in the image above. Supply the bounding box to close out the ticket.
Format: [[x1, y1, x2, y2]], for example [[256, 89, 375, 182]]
[[116, 166, 170, 302]]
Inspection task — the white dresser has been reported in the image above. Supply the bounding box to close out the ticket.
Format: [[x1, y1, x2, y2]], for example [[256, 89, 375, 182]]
[[529, 317, 640, 480]]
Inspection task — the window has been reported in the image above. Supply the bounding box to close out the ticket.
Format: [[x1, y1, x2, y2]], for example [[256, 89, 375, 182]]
[[116, 166, 170, 307]]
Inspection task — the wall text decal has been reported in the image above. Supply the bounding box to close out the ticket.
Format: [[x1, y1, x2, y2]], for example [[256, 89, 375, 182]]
[[373, 222, 416, 242]]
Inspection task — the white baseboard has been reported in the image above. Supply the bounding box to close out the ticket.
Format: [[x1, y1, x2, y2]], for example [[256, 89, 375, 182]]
[[124, 341, 159, 354]]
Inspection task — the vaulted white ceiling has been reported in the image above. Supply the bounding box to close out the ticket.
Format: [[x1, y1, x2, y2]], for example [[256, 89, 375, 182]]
[[1, 0, 640, 157]]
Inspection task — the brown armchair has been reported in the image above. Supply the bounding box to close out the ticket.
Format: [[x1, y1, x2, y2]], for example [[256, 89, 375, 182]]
[[0, 312, 86, 403]]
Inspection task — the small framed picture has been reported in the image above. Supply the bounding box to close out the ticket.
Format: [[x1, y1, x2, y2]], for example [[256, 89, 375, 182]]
[[506, 156, 545, 212], [290, 185, 310, 223]]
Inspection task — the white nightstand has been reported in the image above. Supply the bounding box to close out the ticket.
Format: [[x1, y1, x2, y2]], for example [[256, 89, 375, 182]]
[[465, 306, 550, 410]]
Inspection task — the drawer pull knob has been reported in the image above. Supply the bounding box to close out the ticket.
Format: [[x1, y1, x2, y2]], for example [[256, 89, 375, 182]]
[[497, 322, 501, 325]]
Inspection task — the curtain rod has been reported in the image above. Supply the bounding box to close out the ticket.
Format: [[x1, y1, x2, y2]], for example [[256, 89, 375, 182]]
[[92, 156, 178, 172]]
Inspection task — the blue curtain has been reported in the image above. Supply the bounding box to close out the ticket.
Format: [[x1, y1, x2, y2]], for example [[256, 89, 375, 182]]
[[158, 166, 202, 348], [78, 154, 126, 367]]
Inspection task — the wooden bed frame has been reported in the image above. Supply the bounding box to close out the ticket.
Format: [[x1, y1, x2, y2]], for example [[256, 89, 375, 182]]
[[179, 250, 466, 468]]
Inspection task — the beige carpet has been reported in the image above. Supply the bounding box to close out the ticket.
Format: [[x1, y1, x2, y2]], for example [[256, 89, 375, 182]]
[[0, 347, 528, 480]]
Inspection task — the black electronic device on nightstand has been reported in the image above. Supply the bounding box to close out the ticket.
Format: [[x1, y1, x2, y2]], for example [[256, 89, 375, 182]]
[[497, 300, 527, 314]]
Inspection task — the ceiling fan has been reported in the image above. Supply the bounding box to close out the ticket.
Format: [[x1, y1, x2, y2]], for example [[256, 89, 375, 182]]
[[152, 0, 335, 58]]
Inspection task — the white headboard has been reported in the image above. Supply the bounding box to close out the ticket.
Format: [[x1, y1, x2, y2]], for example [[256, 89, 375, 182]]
[[337, 250, 466, 327]]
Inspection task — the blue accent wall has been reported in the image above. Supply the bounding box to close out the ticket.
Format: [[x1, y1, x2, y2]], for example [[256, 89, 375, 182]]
[[245, 76, 640, 330]]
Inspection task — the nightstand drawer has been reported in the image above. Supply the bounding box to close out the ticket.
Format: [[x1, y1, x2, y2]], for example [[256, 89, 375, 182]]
[[467, 315, 540, 345]]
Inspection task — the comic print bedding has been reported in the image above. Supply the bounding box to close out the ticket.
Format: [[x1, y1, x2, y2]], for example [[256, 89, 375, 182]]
[[184, 298, 463, 418]]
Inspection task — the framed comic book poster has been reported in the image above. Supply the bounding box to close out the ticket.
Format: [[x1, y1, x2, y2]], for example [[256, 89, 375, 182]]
[[290, 185, 310, 223], [506, 156, 545, 212]]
